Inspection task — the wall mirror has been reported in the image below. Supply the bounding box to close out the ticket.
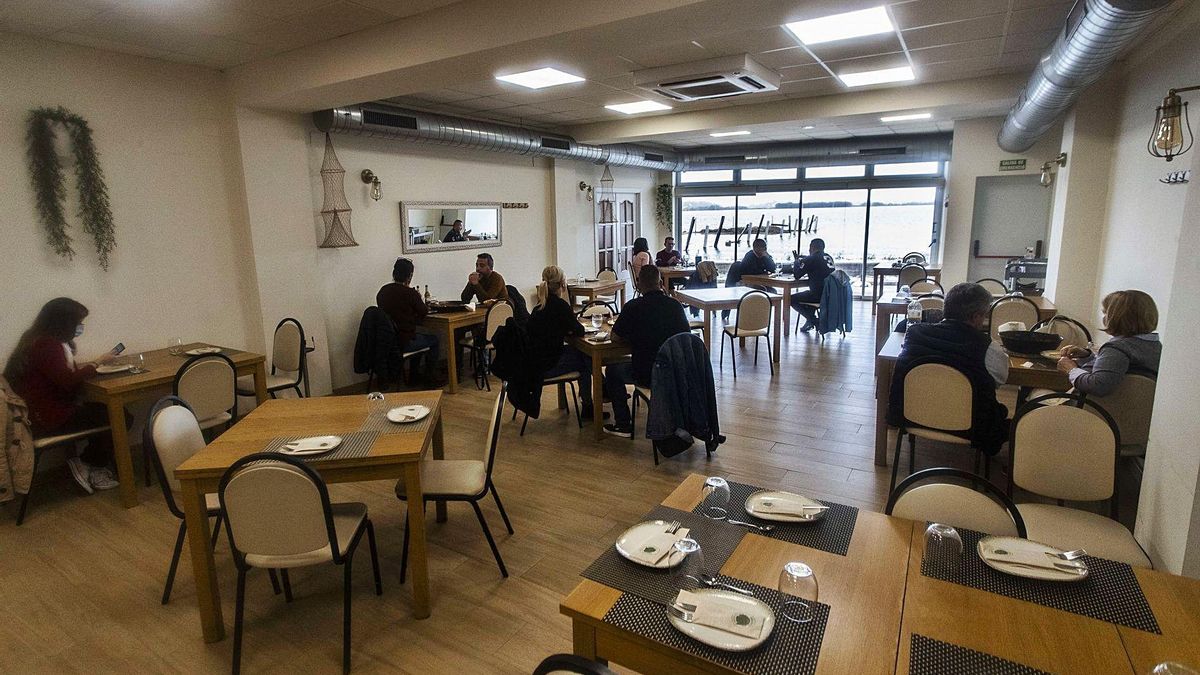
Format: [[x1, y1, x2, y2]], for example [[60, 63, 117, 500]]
[[400, 201, 502, 253]]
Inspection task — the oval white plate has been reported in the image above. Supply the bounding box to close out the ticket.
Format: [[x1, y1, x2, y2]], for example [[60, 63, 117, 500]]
[[386, 405, 431, 424], [667, 589, 775, 652], [95, 364, 132, 374], [744, 490, 827, 523], [615, 520, 685, 569], [185, 347, 222, 356], [279, 435, 342, 456], [977, 535, 1089, 582]]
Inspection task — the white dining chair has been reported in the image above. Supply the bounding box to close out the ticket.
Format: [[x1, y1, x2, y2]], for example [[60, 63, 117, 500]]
[[458, 301, 513, 391], [896, 263, 926, 291], [886, 468, 1026, 537], [890, 362, 985, 493], [975, 278, 1009, 296], [1082, 375, 1157, 457], [720, 290, 773, 378], [173, 353, 238, 432], [909, 278, 943, 296], [1034, 315, 1092, 349], [988, 295, 1041, 341], [237, 317, 307, 399]]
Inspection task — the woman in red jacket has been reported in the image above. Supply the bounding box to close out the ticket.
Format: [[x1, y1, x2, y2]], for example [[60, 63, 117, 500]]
[[4, 298, 119, 493]]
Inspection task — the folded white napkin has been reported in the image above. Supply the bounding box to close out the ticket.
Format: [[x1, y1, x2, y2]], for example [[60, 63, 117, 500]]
[[676, 590, 765, 639], [753, 494, 821, 517], [625, 526, 690, 565], [283, 436, 338, 452], [982, 545, 1078, 571]]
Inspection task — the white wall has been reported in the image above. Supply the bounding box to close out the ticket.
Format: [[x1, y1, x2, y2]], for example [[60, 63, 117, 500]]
[[942, 117, 1063, 286], [0, 33, 261, 366]]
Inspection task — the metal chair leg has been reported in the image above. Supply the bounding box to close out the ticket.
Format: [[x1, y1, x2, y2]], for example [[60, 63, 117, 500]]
[[366, 519, 383, 595], [889, 430, 905, 493], [471, 500, 508, 578], [268, 569, 281, 595], [718, 333, 725, 369], [908, 434, 917, 477], [520, 414, 529, 436], [162, 520, 187, 605], [210, 513, 223, 552], [766, 336, 774, 376], [569, 381, 582, 428], [400, 516, 410, 584], [730, 333, 738, 379], [232, 568, 247, 675], [491, 485, 514, 535], [753, 335, 759, 366], [281, 569, 294, 602], [342, 553, 354, 675]]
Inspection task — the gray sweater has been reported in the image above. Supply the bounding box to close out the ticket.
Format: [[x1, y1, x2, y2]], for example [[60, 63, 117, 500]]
[[1069, 334, 1161, 396]]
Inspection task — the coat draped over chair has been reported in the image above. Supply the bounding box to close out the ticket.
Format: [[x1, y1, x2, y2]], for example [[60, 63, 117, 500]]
[[646, 333, 725, 457]]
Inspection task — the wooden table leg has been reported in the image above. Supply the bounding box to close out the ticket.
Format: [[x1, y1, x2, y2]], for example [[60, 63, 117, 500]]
[[106, 396, 138, 508], [872, 270, 883, 315], [444, 323, 458, 395], [432, 415, 447, 523], [253, 362, 268, 405], [572, 620, 599, 660], [619, 287, 626, 310], [404, 462, 431, 619], [702, 309, 713, 354], [875, 356, 894, 467], [782, 286, 792, 336], [875, 307, 892, 356], [591, 350, 604, 441], [182, 479, 225, 641], [772, 301, 782, 364]]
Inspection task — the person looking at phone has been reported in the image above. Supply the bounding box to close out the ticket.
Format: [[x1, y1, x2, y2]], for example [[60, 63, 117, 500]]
[[3, 298, 121, 493], [1057, 290, 1160, 396]]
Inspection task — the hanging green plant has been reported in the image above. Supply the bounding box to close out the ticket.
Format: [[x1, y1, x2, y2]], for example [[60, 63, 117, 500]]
[[26, 107, 116, 269], [655, 183, 673, 230]]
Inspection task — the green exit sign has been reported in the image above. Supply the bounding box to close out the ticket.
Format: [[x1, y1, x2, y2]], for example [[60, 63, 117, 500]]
[[999, 159, 1027, 171]]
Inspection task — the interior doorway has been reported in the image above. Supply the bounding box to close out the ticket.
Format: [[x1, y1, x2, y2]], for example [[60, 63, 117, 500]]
[[968, 175, 1052, 283], [595, 192, 639, 276]]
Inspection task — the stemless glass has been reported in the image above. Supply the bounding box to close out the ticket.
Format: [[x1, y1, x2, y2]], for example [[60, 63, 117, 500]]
[[700, 476, 730, 519], [669, 538, 704, 598], [131, 353, 146, 374], [1152, 664, 1200, 675], [779, 561, 818, 623], [925, 523, 964, 573], [591, 313, 604, 329], [168, 337, 183, 356], [366, 391, 387, 417]]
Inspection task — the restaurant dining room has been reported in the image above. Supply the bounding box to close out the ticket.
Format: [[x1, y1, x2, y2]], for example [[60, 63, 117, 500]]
[[4, 0, 1200, 673]]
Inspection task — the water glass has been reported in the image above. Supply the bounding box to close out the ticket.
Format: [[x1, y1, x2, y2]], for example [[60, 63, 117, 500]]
[[779, 561, 818, 623], [669, 538, 704, 597], [924, 523, 963, 573], [168, 337, 183, 356], [1152, 664, 1200, 675], [590, 313, 604, 329], [366, 391, 387, 416], [131, 353, 146, 374], [700, 476, 730, 519]]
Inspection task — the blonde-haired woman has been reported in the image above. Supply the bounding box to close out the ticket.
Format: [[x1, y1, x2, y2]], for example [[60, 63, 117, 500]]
[[1057, 289, 1160, 396], [528, 266, 598, 417]]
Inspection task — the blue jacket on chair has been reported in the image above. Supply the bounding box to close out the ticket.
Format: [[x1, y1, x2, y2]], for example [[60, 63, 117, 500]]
[[817, 270, 853, 335]]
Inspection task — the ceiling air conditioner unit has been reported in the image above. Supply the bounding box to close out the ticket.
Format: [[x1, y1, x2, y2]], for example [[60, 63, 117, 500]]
[[633, 54, 780, 102]]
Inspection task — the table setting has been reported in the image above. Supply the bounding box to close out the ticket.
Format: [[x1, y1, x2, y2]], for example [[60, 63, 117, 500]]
[[692, 477, 859, 556]]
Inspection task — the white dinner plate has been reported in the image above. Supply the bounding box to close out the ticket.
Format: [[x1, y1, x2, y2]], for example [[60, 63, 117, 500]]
[[615, 520, 687, 569], [95, 364, 132, 374], [667, 589, 775, 652], [185, 347, 222, 356], [744, 490, 827, 523], [386, 405, 431, 424], [583, 325, 600, 334], [977, 535, 1089, 582], [279, 435, 342, 456]]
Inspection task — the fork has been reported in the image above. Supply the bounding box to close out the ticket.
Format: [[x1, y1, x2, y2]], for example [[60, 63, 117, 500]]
[[698, 573, 754, 596], [1047, 549, 1087, 561], [726, 518, 776, 533], [667, 604, 695, 623], [665, 520, 681, 535]]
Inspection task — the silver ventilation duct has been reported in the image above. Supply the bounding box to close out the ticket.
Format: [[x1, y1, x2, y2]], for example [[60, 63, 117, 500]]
[[314, 104, 952, 172], [997, 0, 1172, 152]]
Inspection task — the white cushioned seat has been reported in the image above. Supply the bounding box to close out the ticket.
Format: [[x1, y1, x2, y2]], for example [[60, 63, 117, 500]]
[[196, 411, 232, 431], [395, 460, 487, 498], [243, 502, 367, 569], [908, 427, 971, 445], [236, 373, 299, 395], [1017, 502, 1151, 568], [544, 371, 581, 384], [723, 325, 768, 337]]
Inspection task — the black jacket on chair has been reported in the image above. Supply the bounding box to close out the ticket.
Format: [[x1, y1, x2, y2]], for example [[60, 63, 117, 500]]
[[505, 285, 530, 325], [490, 317, 542, 419], [646, 333, 725, 457], [353, 306, 405, 381], [886, 320, 1008, 455]]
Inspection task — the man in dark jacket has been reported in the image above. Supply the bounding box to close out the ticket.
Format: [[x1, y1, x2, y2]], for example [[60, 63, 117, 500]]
[[887, 282, 1010, 456], [790, 238, 833, 332], [722, 238, 775, 320], [604, 265, 689, 437]]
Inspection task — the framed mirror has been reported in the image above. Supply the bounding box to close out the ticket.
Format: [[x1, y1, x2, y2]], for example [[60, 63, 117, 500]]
[[400, 201, 502, 253]]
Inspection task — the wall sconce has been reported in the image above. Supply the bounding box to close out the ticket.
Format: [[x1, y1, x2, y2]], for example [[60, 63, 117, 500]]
[[578, 181, 593, 201], [360, 169, 382, 201], [1039, 152, 1067, 187], [1148, 86, 1198, 162]]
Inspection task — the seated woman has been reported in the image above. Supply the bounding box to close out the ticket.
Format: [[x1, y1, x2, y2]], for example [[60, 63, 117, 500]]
[[528, 266, 596, 417], [1057, 290, 1160, 396], [4, 298, 120, 493], [630, 238, 652, 283], [376, 258, 439, 384]]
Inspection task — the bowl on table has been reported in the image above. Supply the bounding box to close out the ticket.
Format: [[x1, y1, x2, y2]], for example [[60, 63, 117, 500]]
[[999, 330, 1063, 356]]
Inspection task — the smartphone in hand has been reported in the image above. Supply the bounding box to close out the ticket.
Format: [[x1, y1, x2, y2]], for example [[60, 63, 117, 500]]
[[111, 342, 126, 355]]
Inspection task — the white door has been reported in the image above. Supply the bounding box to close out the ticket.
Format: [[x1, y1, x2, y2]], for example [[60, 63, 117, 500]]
[[595, 192, 639, 276], [967, 175, 1052, 282]]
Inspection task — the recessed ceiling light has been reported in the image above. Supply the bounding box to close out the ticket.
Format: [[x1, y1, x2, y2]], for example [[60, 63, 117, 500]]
[[495, 67, 584, 89], [838, 66, 915, 88], [606, 100, 672, 115], [783, 6, 894, 46], [880, 113, 932, 122], [802, 125, 815, 130], [710, 130, 751, 137]]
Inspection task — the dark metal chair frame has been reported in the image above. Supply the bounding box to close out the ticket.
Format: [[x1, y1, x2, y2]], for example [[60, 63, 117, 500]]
[[236, 317, 309, 399], [885, 467, 1028, 538], [719, 290, 774, 378]]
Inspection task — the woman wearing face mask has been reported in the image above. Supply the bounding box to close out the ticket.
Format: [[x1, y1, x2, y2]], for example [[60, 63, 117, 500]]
[[4, 298, 120, 493]]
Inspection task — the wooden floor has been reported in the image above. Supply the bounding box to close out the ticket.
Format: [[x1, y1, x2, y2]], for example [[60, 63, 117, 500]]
[[0, 301, 1141, 673]]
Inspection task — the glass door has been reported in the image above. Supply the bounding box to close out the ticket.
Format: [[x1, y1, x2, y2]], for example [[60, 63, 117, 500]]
[[864, 187, 939, 299], [801, 189, 868, 297]]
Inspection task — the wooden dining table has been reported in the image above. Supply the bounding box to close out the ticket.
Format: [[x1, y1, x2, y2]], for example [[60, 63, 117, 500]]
[[873, 331, 1071, 466], [874, 294, 1058, 355], [81, 342, 267, 508], [568, 332, 632, 440], [562, 473, 1200, 674], [673, 287, 783, 365], [174, 391, 445, 643], [567, 279, 627, 310], [872, 265, 942, 315], [659, 266, 695, 295], [419, 306, 486, 394]]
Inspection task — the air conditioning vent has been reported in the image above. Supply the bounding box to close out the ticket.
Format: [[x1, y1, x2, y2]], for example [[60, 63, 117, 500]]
[[634, 54, 780, 102], [540, 137, 572, 151], [857, 146, 906, 156], [704, 155, 747, 163], [362, 110, 418, 129], [643, 152, 665, 163]]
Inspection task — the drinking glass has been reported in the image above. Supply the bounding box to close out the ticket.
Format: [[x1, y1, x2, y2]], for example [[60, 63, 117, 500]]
[[924, 523, 963, 573], [366, 391, 387, 416], [591, 313, 604, 329], [700, 476, 730, 519], [779, 561, 818, 623], [1152, 664, 1200, 675], [168, 337, 183, 356], [131, 353, 146, 374], [899, 284, 911, 298], [669, 538, 704, 598]]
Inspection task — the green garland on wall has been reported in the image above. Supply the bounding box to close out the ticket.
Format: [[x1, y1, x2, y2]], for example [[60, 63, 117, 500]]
[[655, 183, 673, 230], [26, 106, 116, 269]]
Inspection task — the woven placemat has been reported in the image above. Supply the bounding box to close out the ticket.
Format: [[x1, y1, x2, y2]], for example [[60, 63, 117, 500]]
[[909, 634, 1049, 675], [691, 481, 859, 557], [358, 394, 440, 435], [581, 505, 748, 606], [261, 431, 379, 462], [602, 575, 830, 675], [922, 527, 1161, 634]]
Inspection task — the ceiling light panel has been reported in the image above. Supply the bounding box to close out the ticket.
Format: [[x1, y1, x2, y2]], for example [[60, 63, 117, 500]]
[[495, 67, 585, 89], [710, 130, 751, 137], [606, 100, 672, 114], [783, 6, 894, 46], [880, 113, 932, 122], [838, 66, 915, 87]]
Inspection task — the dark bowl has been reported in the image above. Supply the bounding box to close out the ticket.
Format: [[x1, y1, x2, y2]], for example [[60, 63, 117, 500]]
[[999, 330, 1063, 355]]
